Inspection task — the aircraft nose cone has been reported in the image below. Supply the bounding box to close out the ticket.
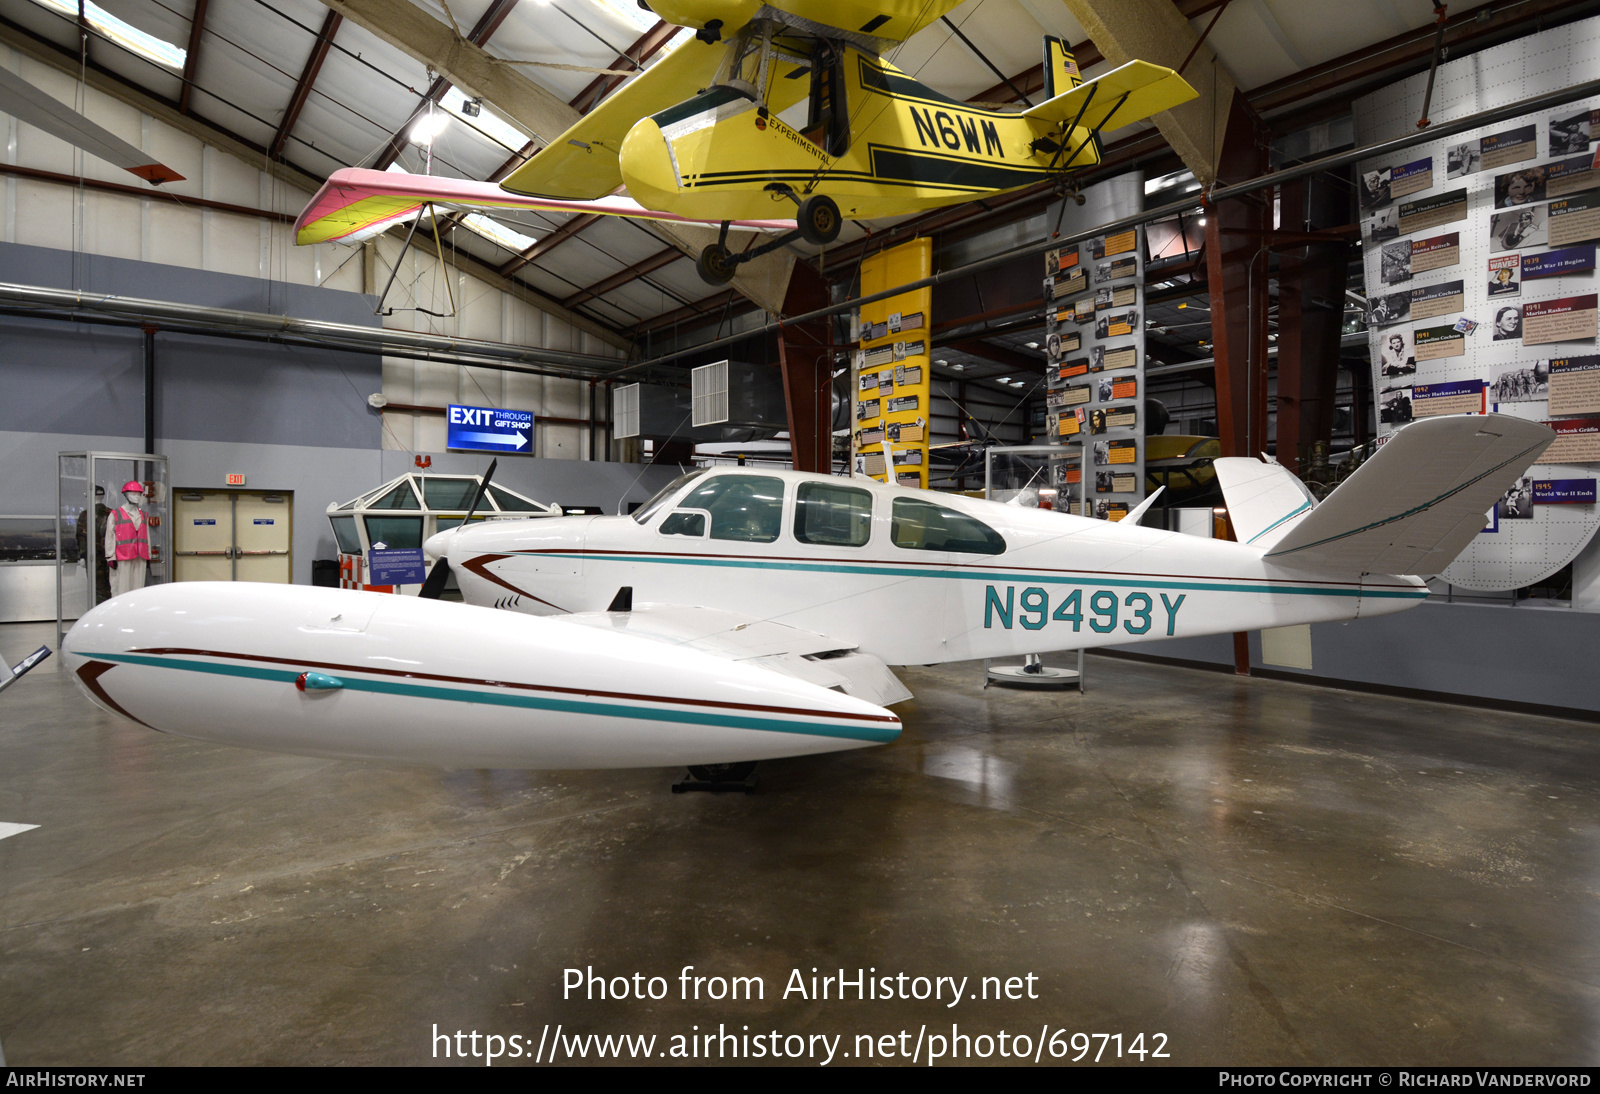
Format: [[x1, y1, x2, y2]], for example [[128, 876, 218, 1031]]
[[423, 530, 451, 562], [619, 117, 679, 210]]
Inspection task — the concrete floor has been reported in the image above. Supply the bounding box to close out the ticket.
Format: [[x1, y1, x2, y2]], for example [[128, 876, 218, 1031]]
[[2, 618, 1598, 1067]]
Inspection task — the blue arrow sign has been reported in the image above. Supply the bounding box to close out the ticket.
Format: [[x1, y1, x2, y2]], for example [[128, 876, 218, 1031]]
[[447, 404, 534, 454]]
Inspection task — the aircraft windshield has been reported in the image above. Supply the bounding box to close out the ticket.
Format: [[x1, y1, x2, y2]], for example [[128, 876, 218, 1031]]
[[678, 474, 784, 543], [632, 469, 708, 524]]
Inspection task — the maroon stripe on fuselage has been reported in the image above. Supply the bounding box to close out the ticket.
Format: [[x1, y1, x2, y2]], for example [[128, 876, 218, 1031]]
[[128, 648, 899, 724], [76, 660, 156, 729]]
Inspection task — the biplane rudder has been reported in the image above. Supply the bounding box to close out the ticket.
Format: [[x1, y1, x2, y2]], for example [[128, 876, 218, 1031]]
[[1042, 36, 1083, 99]]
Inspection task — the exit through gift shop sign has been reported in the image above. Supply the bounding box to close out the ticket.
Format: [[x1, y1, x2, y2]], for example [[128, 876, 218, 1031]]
[[446, 404, 534, 453]]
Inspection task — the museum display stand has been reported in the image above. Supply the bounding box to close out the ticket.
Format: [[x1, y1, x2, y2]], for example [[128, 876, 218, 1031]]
[[982, 445, 1087, 691], [55, 452, 170, 645]]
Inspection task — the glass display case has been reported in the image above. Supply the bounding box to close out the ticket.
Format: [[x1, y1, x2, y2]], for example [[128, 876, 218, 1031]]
[[984, 444, 1089, 516], [56, 452, 171, 644], [0, 515, 83, 624], [982, 444, 1086, 690]]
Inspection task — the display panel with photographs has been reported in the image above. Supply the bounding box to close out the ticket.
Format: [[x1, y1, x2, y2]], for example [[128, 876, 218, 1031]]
[[1549, 355, 1600, 415], [1492, 360, 1550, 403], [1490, 204, 1547, 251]]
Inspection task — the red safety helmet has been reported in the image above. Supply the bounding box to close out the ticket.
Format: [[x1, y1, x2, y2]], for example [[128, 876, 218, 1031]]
[[121, 481, 146, 494]]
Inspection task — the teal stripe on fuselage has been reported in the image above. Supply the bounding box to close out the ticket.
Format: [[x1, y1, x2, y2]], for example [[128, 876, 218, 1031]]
[[525, 553, 1428, 601], [84, 652, 900, 744]]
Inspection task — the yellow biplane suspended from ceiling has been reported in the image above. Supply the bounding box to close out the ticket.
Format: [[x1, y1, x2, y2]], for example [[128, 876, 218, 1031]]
[[296, 0, 1199, 286]]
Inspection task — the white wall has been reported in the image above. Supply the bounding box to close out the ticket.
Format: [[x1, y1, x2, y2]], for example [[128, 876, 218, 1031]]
[[0, 45, 624, 463]]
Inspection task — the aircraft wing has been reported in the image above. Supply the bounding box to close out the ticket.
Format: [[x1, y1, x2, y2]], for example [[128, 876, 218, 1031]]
[[295, 167, 795, 245], [1261, 414, 1555, 576], [1022, 60, 1198, 134], [500, 36, 729, 200], [0, 66, 183, 184], [562, 603, 913, 708]]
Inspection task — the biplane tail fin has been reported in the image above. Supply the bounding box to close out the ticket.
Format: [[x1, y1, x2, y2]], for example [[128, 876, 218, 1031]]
[[1042, 37, 1083, 99], [1023, 59, 1198, 134]]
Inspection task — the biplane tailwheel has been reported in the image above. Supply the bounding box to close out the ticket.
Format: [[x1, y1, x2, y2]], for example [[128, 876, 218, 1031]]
[[695, 242, 737, 285], [797, 194, 841, 246]]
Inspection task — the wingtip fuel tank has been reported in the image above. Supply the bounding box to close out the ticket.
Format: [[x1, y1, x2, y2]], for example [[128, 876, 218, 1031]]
[[62, 583, 900, 769]]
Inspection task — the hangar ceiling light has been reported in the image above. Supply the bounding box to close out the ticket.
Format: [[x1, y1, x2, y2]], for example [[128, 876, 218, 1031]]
[[440, 87, 527, 152], [32, 0, 184, 69]]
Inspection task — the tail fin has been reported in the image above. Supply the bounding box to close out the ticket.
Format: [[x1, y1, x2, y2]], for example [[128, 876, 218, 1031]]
[[1022, 60, 1197, 131], [1042, 37, 1082, 99], [1212, 457, 1319, 547], [1219, 415, 1554, 576]]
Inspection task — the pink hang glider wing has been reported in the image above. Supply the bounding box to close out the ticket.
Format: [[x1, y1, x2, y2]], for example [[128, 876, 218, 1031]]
[[295, 168, 795, 245]]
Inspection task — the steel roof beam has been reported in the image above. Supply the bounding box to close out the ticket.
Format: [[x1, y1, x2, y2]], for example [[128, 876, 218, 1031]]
[[571, 20, 678, 115], [178, 0, 209, 115], [562, 246, 682, 308], [271, 9, 343, 162]]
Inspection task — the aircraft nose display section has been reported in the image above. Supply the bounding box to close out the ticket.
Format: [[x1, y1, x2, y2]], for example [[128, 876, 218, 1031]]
[[60, 583, 900, 769]]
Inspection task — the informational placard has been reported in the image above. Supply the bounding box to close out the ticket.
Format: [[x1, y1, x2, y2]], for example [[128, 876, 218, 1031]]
[[1523, 245, 1596, 279], [1412, 379, 1483, 417], [1542, 416, 1600, 462], [1532, 478, 1597, 503], [368, 548, 427, 585], [1096, 257, 1137, 282], [854, 238, 932, 487], [1549, 355, 1600, 415], [1092, 231, 1136, 259], [1546, 154, 1595, 196], [1547, 189, 1600, 245], [1411, 232, 1460, 272], [1399, 188, 1467, 233], [1481, 124, 1537, 169], [1523, 294, 1599, 345], [1412, 280, 1465, 319], [1414, 325, 1466, 360]]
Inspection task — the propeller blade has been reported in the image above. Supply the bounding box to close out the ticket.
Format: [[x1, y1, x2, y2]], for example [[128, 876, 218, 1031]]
[[0, 68, 184, 184], [416, 558, 452, 600], [416, 460, 496, 600]]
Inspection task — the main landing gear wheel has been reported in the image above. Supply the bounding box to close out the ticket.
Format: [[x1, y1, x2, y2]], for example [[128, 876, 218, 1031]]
[[797, 194, 841, 246], [695, 242, 737, 285], [673, 761, 759, 793]]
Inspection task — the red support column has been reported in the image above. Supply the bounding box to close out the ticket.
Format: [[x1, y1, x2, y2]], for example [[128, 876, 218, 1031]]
[[777, 263, 834, 473], [1204, 90, 1269, 676]]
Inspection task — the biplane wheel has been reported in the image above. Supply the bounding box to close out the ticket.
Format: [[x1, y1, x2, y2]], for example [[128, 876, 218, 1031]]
[[695, 242, 737, 285], [797, 194, 841, 245]]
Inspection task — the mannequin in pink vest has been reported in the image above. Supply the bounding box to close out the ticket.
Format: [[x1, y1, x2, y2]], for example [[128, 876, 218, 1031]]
[[104, 481, 151, 597]]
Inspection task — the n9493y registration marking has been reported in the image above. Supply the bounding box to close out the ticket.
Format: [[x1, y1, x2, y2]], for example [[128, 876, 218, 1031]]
[[983, 585, 1186, 636]]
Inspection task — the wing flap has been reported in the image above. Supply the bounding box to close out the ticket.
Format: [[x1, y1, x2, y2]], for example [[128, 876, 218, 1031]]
[[1264, 414, 1555, 575], [1022, 60, 1197, 133], [501, 37, 728, 200], [562, 604, 912, 706], [295, 168, 793, 245]]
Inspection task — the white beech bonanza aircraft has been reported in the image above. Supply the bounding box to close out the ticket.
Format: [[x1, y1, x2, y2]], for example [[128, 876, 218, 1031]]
[[62, 414, 1551, 782]]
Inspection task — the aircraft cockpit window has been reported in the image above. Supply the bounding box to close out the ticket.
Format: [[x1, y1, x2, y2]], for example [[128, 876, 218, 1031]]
[[421, 477, 478, 510], [633, 469, 709, 524], [802, 43, 849, 155], [330, 515, 362, 555], [487, 486, 542, 512], [890, 498, 1006, 555], [678, 474, 784, 543], [363, 515, 424, 550], [368, 480, 420, 510], [794, 481, 872, 547], [659, 511, 707, 537]]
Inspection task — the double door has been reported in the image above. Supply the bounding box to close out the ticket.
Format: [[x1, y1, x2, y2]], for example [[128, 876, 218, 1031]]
[[173, 490, 292, 583]]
